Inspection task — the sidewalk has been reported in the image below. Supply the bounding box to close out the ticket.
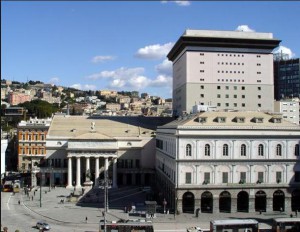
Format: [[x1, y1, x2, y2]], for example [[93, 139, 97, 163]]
[[22, 187, 297, 231]]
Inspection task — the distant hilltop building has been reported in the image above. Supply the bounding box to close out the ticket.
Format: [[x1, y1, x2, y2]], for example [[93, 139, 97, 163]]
[[167, 29, 281, 116]]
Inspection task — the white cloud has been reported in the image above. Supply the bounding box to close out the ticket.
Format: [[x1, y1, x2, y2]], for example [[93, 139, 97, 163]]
[[128, 76, 150, 89], [70, 84, 97, 90], [110, 79, 126, 88], [161, 0, 191, 6], [174, 1, 190, 6], [86, 66, 173, 92], [149, 75, 172, 88], [48, 77, 60, 84], [86, 67, 145, 80], [273, 45, 295, 59], [135, 42, 174, 59], [155, 59, 173, 76], [91, 55, 116, 63], [235, 25, 255, 32]]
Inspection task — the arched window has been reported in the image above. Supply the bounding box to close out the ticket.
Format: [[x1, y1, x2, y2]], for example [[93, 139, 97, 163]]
[[223, 144, 228, 156], [258, 144, 264, 156], [205, 144, 210, 156], [241, 144, 246, 156], [186, 144, 192, 156], [295, 144, 299, 156], [276, 144, 282, 156]]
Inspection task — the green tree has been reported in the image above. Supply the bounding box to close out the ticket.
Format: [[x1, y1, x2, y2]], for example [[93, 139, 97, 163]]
[[18, 99, 59, 118]]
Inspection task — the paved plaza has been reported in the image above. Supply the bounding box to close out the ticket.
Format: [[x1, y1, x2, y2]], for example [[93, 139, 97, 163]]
[[5, 186, 299, 231]]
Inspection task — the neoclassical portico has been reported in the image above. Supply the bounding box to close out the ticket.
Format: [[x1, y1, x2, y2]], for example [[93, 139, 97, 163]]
[[66, 153, 118, 189], [65, 129, 119, 189]]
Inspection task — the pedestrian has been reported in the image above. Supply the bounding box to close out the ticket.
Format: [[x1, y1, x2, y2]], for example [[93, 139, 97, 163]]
[[18, 200, 20, 205], [85, 216, 88, 223]]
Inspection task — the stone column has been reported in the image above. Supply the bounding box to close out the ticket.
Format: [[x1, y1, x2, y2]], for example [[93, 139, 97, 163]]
[[267, 197, 273, 212], [249, 196, 256, 213], [76, 157, 81, 188], [66, 157, 73, 188], [95, 157, 99, 187], [112, 158, 117, 188], [85, 157, 90, 182]]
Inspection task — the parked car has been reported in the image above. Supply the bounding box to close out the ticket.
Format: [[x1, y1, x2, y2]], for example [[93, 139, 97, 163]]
[[187, 226, 203, 232], [36, 221, 51, 230]]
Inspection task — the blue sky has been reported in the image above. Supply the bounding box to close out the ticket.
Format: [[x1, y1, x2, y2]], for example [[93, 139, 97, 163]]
[[2, 1, 300, 99]]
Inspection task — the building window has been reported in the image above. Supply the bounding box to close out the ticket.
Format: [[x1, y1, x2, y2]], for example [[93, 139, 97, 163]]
[[222, 172, 228, 183], [135, 159, 140, 168], [240, 172, 246, 183], [234, 95, 237, 98], [186, 144, 192, 156], [225, 94, 229, 98], [258, 172, 264, 183], [258, 95, 261, 99], [295, 172, 300, 182], [241, 86, 245, 90], [258, 87, 261, 90], [186, 172, 192, 184], [205, 144, 210, 156], [217, 86, 221, 89], [217, 94, 221, 98], [204, 172, 210, 184], [201, 85, 204, 89], [295, 144, 299, 156], [241, 144, 246, 156], [200, 94, 204, 98], [223, 144, 229, 156], [276, 172, 282, 183], [258, 144, 264, 156], [276, 144, 282, 156], [242, 95, 245, 98]]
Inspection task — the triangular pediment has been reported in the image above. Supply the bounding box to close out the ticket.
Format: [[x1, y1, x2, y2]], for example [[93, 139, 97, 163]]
[[70, 132, 114, 140]]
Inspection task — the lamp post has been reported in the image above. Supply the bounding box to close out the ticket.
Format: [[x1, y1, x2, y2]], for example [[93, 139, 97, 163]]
[[48, 161, 53, 192], [39, 172, 42, 208], [99, 169, 112, 232]]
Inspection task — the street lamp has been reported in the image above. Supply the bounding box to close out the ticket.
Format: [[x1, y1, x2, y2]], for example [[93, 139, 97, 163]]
[[48, 160, 53, 192], [99, 170, 112, 232]]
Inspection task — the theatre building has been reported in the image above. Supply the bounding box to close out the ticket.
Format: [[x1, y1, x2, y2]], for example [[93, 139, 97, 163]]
[[155, 111, 300, 214], [44, 114, 173, 189]]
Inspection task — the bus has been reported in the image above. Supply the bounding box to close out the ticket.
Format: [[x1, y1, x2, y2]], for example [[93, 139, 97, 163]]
[[99, 219, 154, 232], [210, 219, 259, 232], [272, 217, 300, 232]]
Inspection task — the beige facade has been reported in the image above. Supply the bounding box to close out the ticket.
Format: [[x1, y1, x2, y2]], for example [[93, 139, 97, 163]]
[[168, 29, 281, 115], [155, 111, 300, 214], [45, 115, 173, 189], [274, 98, 299, 125]]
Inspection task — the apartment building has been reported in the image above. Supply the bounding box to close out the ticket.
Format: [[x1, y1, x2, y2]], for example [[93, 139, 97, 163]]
[[155, 111, 300, 214], [167, 29, 281, 116], [17, 117, 52, 186], [274, 98, 299, 125], [8, 91, 32, 105]]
